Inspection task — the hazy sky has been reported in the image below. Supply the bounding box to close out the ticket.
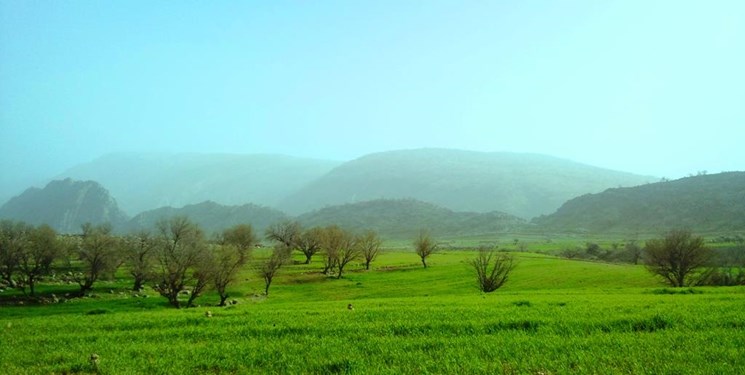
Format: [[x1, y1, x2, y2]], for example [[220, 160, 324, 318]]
[[1, 1, 743, 195]]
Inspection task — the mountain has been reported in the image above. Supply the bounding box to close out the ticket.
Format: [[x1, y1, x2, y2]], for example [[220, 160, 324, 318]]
[[297, 198, 527, 239], [126, 200, 290, 236], [532, 172, 745, 233], [56, 152, 341, 215], [0, 179, 128, 233], [280, 148, 655, 218]]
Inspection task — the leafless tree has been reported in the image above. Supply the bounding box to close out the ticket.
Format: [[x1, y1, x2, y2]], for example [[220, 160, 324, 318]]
[[265, 220, 301, 251], [15, 224, 60, 296], [153, 216, 208, 308], [414, 230, 438, 268], [123, 230, 157, 291], [358, 230, 382, 270], [212, 224, 256, 306], [259, 246, 287, 296], [470, 247, 514, 292], [0, 220, 31, 288], [74, 223, 121, 296], [644, 230, 713, 287], [296, 227, 324, 264], [221, 224, 255, 263]]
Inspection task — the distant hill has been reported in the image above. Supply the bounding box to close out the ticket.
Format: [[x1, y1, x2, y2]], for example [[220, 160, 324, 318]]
[[532, 172, 745, 233], [0, 179, 128, 233], [56, 152, 341, 215], [280, 149, 655, 218], [297, 198, 527, 239], [126, 200, 290, 236]]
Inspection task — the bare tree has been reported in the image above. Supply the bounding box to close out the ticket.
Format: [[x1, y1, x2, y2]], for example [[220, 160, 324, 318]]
[[221, 224, 255, 263], [153, 216, 208, 308], [469, 247, 514, 292], [334, 231, 359, 279], [358, 230, 382, 271], [259, 246, 286, 296], [74, 223, 121, 296], [212, 224, 256, 306], [644, 230, 713, 287], [265, 220, 301, 250], [0, 220, 31, 288], [414, 230, 438, 268], [296, 227, 324, 264], [123, 230, 157, 291], [14, 224, 60, 296]]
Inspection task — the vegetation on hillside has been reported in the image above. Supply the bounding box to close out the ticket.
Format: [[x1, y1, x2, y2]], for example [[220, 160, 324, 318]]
[[298, 198, 527, 238], [533, 172, 745, 233]]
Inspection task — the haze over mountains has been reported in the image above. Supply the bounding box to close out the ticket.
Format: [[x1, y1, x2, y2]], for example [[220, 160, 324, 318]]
[[280, 149, 655, 218], [8, 148, 743, 237], [54, 153, 341, 216], [8, 148, 657, 220]]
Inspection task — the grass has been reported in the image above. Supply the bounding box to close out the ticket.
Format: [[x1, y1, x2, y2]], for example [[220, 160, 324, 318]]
[[1, 249, 744, 374]]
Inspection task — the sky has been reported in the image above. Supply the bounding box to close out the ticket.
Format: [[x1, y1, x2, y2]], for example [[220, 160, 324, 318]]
[[1, 0, 744, 198]]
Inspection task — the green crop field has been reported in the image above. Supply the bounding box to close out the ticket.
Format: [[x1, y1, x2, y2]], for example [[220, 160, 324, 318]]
[[2, 250, 744, 374]]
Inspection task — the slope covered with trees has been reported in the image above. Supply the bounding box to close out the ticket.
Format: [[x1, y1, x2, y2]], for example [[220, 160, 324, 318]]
[[55, 152, 341, 215], [126, 201, 290, 236], [533, 172, 745, 233], [0, 179, 128, 233], [297, 198, 527, 238], [280, 148, 654, 218]]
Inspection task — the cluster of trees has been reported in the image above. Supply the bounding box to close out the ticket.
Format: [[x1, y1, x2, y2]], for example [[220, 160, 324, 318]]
[[0, 218, 256, 308], [0, 218, 387, 308], [264, 221, 382, 280]]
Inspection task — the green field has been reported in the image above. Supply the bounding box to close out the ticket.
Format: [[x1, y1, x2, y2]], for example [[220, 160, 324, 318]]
[[2, 249, 744, 374]]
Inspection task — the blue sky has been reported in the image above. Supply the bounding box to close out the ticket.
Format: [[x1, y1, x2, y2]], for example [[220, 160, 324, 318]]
[[1, 1, 743, 197]]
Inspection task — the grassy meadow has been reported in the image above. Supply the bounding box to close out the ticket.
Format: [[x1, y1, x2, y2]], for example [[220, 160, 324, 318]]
[[2, 248, 744, 374]]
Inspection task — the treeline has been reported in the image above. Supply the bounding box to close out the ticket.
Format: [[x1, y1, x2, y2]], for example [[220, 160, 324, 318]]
[[557, 234, 745, 286], [0, 218, 383, 308]]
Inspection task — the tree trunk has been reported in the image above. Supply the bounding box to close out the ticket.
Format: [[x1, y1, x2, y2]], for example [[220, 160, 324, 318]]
[[219, 294, 228, 307], [304, 254, 312, 264], [132, 278, 143, 291], [365, 261, 371, 270], [264, 280, 271, 296], [28, 276, 36, 297], [421, 257, 428, 268]]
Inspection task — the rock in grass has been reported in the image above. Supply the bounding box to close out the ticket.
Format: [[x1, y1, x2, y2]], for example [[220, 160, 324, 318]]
[[89, 353, 100, 368]]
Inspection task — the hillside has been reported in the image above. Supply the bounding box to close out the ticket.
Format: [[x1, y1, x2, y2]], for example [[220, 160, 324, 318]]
[[280, 148, 655, 218], [0, 179, 128, 233], [126, 200, 290, 236], [297, 198, 527, 238], [56, 152, 341, 215], [532, 172, 745, 233]]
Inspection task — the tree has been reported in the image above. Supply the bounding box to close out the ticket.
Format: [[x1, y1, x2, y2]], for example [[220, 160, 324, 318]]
[[265, 220, 301, 250], [212, 224, 256, 306], [74, 223, 121, 296], [15, 224, 60, 296], [469, 247, 514, 292], [643, 230, 713, 287], [123, 231, 157, 291], [153, 217, 209, 308], [221, 224, 255, 263], [334, 230, 359, 279], [624, 240, 642, 265], [0, 220, 30, 288], [358, 230, 382, 271], [295, 227, 324, 264], [414, 230, 438, 268], [259, 246, 286, 296]]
